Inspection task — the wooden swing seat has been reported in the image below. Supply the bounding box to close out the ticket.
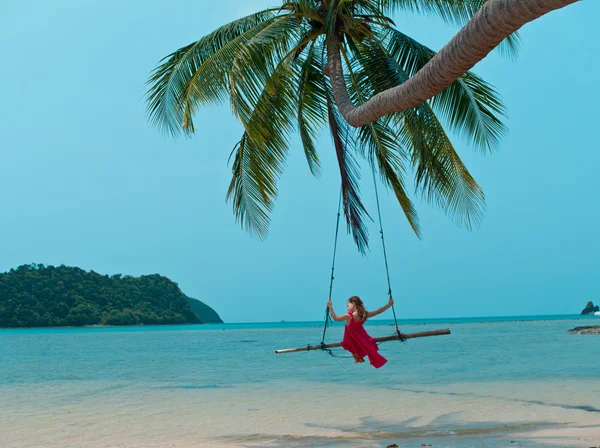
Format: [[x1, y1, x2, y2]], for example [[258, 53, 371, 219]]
[[275, 328, 450, 354]]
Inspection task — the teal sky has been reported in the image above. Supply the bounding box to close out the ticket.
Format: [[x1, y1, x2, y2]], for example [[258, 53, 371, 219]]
[[1, 1, 596, 323]]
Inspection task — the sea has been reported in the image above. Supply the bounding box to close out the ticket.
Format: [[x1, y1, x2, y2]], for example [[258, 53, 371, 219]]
[[1, 315, 599, 448]]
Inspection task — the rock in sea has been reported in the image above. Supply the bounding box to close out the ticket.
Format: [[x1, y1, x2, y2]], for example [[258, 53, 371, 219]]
[[581, 301, 600, 315], [568, 326, 600, 335]]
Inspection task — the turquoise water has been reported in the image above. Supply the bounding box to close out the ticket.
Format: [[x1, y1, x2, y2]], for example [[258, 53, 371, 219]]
[[2, 314, 600, 447], [2, 314, 599, 386]]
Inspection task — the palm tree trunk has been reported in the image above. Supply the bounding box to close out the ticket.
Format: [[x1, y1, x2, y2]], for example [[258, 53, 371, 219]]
[[327, 0, 579, 127]]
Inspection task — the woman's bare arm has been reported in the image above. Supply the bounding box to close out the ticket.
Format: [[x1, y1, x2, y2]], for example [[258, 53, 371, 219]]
[[327, 300, 350, 322], [367, 298, 394, 318]]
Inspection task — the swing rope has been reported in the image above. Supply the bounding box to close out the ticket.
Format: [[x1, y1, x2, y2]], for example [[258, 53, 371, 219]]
[[319, 188, 355, 359], [321, 188, 343, 344], [370, 165, 402, 337], [320, 165, 404, 354]]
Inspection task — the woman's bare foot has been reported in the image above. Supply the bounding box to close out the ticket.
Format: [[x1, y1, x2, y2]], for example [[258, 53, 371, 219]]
[[353, 354, 365, 363]]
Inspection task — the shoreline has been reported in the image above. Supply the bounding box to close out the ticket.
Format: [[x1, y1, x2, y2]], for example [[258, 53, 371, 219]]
[[1, 313, 598, 331], [0, 321, 224, 330], [220, 423, 600, 448]]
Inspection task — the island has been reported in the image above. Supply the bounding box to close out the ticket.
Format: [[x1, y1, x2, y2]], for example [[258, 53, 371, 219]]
[[580, 301, 599, 315], [0, 264, 223, 328]]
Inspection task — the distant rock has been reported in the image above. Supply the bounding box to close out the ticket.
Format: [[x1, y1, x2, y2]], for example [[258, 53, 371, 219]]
[[568, 326, 600, 335], [581, 301, 600, 315]]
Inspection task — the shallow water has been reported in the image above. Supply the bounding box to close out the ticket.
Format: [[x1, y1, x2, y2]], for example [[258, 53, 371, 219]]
[[1, 316, 599, 447]]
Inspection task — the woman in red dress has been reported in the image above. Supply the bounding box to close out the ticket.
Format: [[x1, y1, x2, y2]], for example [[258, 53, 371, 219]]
[[326, 296, 393, 368]]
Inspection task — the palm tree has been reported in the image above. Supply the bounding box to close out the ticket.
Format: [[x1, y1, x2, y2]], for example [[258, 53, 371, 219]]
[[146, 0, 573, 253]]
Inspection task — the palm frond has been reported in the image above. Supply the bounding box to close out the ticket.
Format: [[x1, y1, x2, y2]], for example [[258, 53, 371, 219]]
[[182, 14, 302, 133], [380, 0, 520, 58], [359, 121, 421, 237], [226, 134, 272, 238], [341, 42, 421, 237], [381, 0, 480, 25], [326, 89, 370, 254], [296, 42, 328, 176], [497, 31, 522, 60], [399, 104, 485, 230], [229, 15, 305, 126], [352, 0, 391, 16], [226, 58, 299, 239], [382, 28, 507, 152], [430, 71, 506, 152], [146, 9, 278, 137], [282, 0, 324, 22], [350, 37, 484, 230]]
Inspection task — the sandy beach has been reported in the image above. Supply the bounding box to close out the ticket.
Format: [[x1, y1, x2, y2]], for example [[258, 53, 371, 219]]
[[2, 378, 599, 447]]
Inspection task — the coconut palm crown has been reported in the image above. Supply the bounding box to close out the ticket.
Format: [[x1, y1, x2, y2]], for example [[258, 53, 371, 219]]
[[146, 0, 520, 253]]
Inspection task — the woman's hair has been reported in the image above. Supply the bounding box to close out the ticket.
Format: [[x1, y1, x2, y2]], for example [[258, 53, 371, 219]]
[[348, 296, 368, 321]]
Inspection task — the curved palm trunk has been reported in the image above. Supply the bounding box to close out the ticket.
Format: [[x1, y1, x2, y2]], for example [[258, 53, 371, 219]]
[[328, 0, 579, 127]]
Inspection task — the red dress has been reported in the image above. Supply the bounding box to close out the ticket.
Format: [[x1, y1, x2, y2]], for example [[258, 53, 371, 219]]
[[341, 312, 387, 368]]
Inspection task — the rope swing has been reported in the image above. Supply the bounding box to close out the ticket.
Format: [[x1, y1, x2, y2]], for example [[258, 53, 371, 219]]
[[276, 166, 450, 356], [321, 166, 402, 346]]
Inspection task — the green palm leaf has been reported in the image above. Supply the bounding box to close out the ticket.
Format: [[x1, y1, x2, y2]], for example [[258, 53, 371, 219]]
[[296, 42, 328, 176], [399, 104, 485, 230], [430, 71, 506, 152], [229, 15, 304, 127], [349, 37, 484, 229], [341, 41, 421, 236], [181, 15, 298, 133], [359, 121, 422, 237], [146, 9, 278, 136], [326, 89, 371, 254], [381, 0, 483, 24], [383, 28, 507, 152], [380, 0, 520, 58], [227, 60, 298, 238], [227, 134, 272, 238]]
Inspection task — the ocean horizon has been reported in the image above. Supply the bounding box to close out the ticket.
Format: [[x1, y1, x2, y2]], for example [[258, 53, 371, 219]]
[[2, 312, 598, 333]]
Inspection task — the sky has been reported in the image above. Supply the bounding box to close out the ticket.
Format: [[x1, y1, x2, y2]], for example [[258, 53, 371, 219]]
[[0, 0, 597, 323]]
